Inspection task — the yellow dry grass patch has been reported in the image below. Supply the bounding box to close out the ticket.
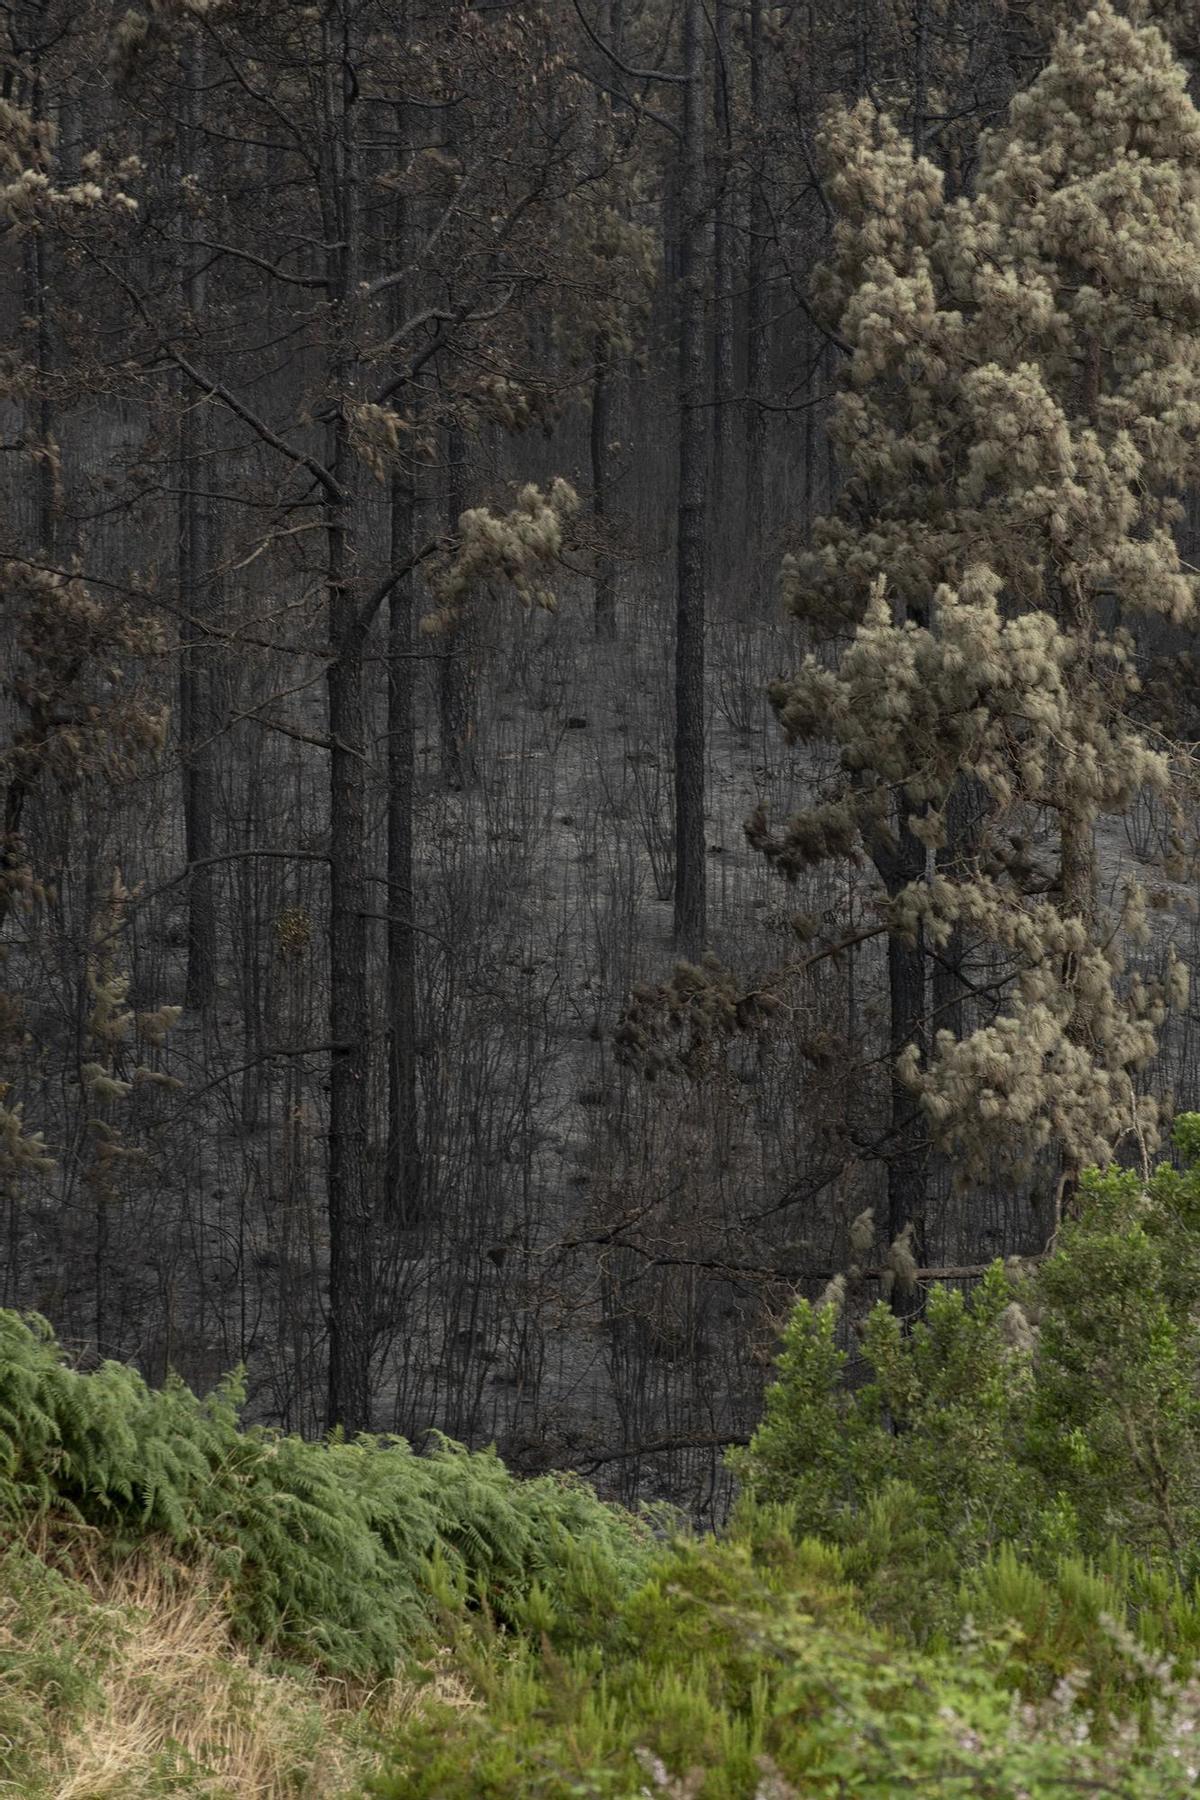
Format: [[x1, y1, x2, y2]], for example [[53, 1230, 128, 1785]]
[[51, 1562, 338, 1796], [0, 1539, 466, 1799]]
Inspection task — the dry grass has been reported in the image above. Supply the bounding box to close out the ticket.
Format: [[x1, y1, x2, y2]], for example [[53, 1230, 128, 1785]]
[[0, 1535, 469, 1798]]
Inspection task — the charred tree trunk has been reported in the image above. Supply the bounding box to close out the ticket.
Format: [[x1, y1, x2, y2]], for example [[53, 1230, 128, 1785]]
[[931, 777, 983, 1044], [437, 424, 477, 788], [911, 0, 929, 158], [1055, 806, 1098, 1222], [591, 344, 616, 638], [386, 468, 421, 1228], [711, 0, 735, 529], [324, 23, 373, 1434], [745, 0, 767, 549], [591, 0, 618, 639], [1054, 360, 1103, 1225], [386, 80, 421, 1230], [179, 45, 217, 1014], [4, 110, 52, 937], [874, 821, 929, 1321], [326, 550, 373, 1433], [673, 0, 708, 954]]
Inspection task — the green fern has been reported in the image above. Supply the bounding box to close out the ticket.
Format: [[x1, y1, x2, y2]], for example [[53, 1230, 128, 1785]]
[[0, 1310, 653, 1678]]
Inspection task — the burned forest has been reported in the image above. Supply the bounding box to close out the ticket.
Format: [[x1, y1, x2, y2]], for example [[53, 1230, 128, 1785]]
[[4, 0, 1200, 1529]]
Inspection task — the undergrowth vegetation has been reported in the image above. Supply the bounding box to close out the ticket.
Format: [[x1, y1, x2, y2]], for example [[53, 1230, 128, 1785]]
[[372, 1520, 1200, 1797], [371, 1119, 1200, 1796], [0, 1311, 654, 1679], [13, 1122, 1200, 1793]]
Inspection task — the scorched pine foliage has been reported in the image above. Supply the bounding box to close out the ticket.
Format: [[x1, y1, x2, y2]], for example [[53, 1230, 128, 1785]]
[[760, 1, 1200, 1189]]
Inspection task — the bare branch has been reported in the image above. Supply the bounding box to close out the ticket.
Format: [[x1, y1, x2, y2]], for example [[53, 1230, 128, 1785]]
[[186, 235, 331, 290], [571, 0, 686, 83], [167, 347, 347, 504]]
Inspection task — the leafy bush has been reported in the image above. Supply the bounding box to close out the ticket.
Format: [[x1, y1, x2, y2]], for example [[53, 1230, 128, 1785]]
[[0, 1313, 653, 1677], [371, 1526, 1200, 1798], [1029, 1156, 1200, 1569], [731, 1116, 1200, 1611]]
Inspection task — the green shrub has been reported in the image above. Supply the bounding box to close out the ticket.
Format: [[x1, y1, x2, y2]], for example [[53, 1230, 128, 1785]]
[[1029, 1161, 1200, 1574], [730, 1116, 1200, 1627], [728, 1263, 1057, 1569], [371, 1529, 1200, 1798]]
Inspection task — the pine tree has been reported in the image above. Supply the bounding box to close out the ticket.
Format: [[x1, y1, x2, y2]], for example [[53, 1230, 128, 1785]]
[[758, 2, 1200, 1234]]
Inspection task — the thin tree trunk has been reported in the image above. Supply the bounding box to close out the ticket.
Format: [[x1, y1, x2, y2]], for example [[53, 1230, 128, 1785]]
[[591, 0, 617, 639], [803, 318, 815, 538], [931, 777, 979, 1044], [327, 598, 373, 1433], [711, 0, 735, 525], [911, 0, 929, 158], [324, 20, 373, 1434], [1055, 360, 1102, 1221], [387, 469, 421, 1226], [591, 350, 616, 636], [874, 554, 933, 1310], [3, 96, 53, 940], [438, 424, 477, 788], [877, 825, 929, 1320], [179, 45, 217, 1013], [1056, 805, 1097, 1219], [386, 74, 421, 1230], [25, 237, 53, 552], [745, 0, 767, 546], [673, 0, 708, 954]]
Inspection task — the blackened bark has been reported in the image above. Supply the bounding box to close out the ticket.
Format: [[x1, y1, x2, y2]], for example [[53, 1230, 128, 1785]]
[[385, 71, 421, 1230], [386, 468, 421, 1228], [591, 0, 617, 639], [324, 24, 373, 1434], [179, 46, 217, 1013], [745, 0, 767, 546], [1055, 388, 1100, 1220], [931, 777, 982, 1044], [875, 820, 929, 1321], [4, 92, 52, 941], [912, 0, 929, 158], [591, 345, 616, 638], [673, 0, 708, 954], [326, 590, 373, 1432], [438, 424, 477, 789], [1056, 807, 1097, 1219], [711, 0, 735, 520]]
